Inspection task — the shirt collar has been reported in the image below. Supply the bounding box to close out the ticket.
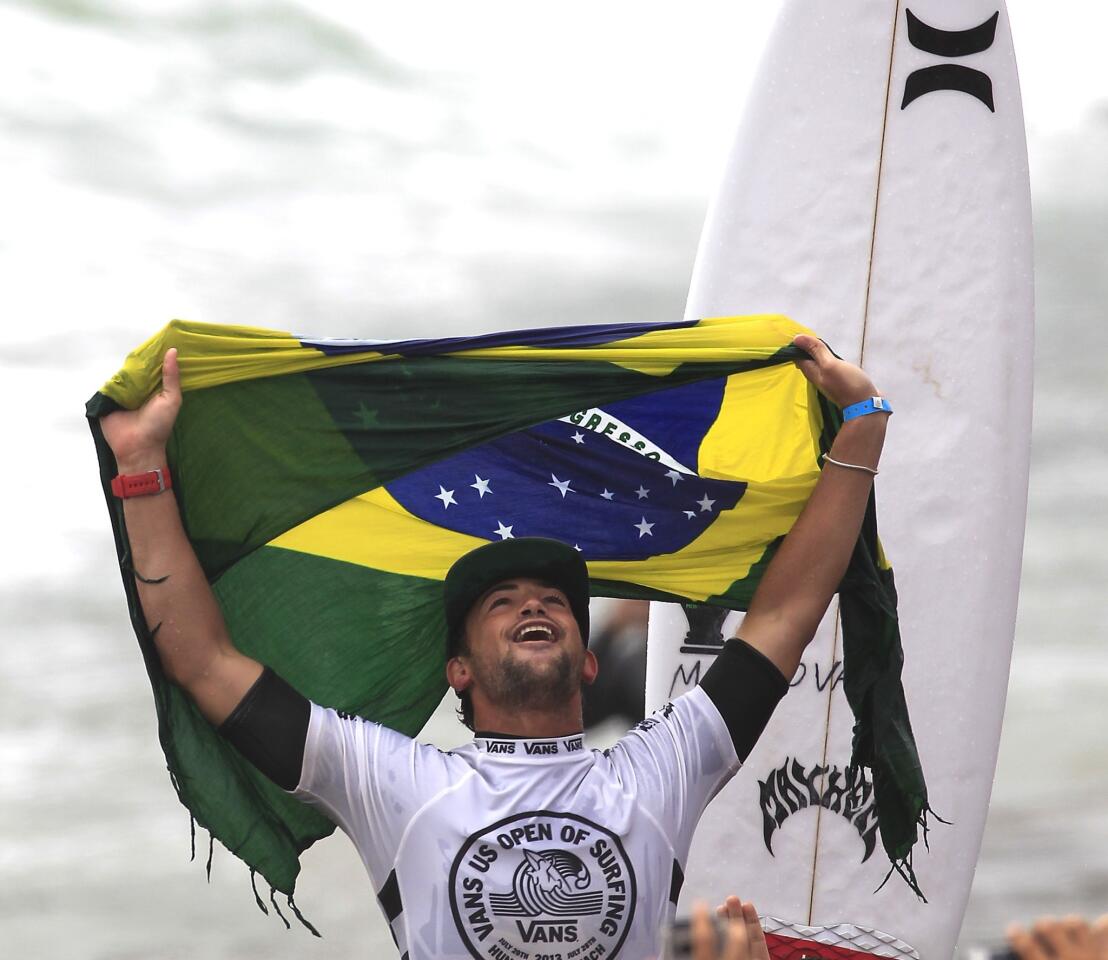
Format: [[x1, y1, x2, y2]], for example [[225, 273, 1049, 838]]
[[472, 731, 587, 757]]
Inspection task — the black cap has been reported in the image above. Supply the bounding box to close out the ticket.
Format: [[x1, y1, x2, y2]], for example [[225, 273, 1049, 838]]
[[444, 538, 590, 653]]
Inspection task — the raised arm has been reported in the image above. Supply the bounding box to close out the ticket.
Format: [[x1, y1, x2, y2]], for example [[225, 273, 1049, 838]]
[[101, 348, 263, 724], [739, 335, 889, 679]]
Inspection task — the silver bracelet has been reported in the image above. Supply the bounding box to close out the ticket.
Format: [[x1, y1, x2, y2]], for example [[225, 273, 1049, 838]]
[[821, 453, 879, 476]]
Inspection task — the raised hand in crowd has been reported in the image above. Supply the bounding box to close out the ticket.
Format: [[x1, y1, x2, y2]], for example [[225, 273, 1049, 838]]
[[685, 896, 770, 960], [1007, 915, 1108, 960]]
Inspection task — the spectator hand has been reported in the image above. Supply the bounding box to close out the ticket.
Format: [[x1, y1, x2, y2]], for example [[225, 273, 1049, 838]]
[[687, 896, 770, 960], [1007, 916, 1108, 960]]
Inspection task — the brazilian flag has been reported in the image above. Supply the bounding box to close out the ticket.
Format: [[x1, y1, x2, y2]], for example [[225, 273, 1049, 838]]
[[86, 314, 928, 906]]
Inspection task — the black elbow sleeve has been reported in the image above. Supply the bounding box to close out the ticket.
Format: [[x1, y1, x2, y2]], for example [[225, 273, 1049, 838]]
[[218, 668, 311, 791], [699, 638, 789, 762]]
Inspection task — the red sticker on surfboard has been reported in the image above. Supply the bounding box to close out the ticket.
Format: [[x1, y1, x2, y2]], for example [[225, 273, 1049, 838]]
[[761, 917, 919, 960]]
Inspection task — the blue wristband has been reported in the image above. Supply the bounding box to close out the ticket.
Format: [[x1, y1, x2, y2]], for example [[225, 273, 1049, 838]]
[[842, 396, 893, 421]]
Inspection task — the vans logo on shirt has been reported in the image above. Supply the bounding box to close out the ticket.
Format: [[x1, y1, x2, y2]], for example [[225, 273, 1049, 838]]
[[478, 735, 585, 756], [449, 812, 637, 960]]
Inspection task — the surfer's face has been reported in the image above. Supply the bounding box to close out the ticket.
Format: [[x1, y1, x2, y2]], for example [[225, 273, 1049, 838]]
[[452, 577, 595, 711]]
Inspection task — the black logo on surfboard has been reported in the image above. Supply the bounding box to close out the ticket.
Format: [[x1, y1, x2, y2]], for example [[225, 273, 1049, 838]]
[[901, 9, 999, 112], [758, 757, 879, 863], [677, 600, 730, 656]]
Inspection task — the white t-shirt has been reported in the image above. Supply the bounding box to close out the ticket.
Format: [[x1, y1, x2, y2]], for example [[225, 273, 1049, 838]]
[[293, 686, 740, 960]]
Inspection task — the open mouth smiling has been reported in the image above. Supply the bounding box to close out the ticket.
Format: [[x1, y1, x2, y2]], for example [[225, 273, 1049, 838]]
[[511, 621, 559, 644]]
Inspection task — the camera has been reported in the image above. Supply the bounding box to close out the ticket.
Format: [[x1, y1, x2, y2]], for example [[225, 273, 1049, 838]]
[[665, 915, 730, 959]]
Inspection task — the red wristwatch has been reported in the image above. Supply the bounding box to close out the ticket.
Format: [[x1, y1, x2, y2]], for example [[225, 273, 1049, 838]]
[[111, 466, 172, 499]]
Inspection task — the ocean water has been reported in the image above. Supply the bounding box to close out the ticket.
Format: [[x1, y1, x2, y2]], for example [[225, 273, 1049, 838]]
[[1, 2, 1105, 957]]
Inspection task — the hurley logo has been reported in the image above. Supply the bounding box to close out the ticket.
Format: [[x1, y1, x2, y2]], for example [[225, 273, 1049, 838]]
[[901, 8, 999, 112]]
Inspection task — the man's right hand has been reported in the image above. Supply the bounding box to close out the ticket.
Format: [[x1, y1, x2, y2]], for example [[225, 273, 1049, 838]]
[[101, 348, 181, 470], [100, 344, 263, 726]]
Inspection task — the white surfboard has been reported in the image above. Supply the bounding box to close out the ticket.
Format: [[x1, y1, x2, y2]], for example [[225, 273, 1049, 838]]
[[644, 2, 1033, 958]]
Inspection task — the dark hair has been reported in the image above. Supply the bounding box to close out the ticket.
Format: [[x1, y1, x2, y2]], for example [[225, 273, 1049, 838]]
[[450, 627, 475, 731]]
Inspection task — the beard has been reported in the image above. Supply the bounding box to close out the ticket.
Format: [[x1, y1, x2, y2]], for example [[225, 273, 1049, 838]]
[[475, 646, 581, 712]]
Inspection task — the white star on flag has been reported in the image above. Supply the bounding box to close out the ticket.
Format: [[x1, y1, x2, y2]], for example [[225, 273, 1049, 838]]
[[697, 494, 716, 513], [635, 485, 650, 500], [684, 510, 696, 519], [665, 469, 684, 486], [494, 521, 514, 539], [572, 432, 585, 444], [634, 516, 654, 538], [470, 475, 492, 498], [548, 474, 574, 498], [600, 489, 615, 501], [435, 486, 457, 508]]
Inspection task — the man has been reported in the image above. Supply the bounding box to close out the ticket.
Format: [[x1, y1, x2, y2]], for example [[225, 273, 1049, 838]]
[[100, 333, 889, 959]]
